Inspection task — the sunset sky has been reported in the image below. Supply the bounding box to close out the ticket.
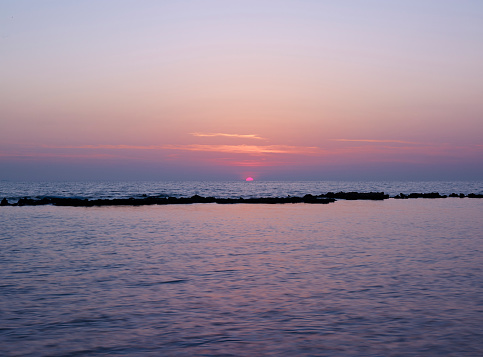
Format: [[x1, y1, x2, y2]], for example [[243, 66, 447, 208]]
[[1, 1, 482, 181]]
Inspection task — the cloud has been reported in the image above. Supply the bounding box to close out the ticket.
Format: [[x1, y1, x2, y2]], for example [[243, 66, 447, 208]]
[[190, 132, 266, 140], [162, 144, 321, 155], [0, 151, 117, 159], [203, 158, 287, 167], [43, 144, 162, 150], [42, 144, 320, 154], [333, 139, 422, 145], [38, 143, 322, 156], [4, 142, 481, 171]]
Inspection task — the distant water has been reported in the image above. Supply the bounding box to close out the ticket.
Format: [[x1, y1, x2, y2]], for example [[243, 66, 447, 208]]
[[0, 180, 482, 201], [1, 181, 482, 356]]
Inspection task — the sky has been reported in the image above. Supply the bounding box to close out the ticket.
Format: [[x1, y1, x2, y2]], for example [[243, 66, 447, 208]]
[[1, 0, 482, 181]]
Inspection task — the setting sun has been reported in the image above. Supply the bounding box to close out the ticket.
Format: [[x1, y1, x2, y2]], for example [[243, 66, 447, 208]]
[[245, 177, 254, 181]]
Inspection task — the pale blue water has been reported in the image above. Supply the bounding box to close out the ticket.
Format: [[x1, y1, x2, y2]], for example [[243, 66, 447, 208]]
[[1, 181, 482, 356]]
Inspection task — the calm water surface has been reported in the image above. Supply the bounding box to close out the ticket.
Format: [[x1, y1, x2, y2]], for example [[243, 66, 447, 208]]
[[1, 180, 482, 201], [1, 199, 482, 356]]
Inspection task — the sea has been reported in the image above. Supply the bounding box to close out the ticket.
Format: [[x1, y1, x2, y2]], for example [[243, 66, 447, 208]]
[[1, 181, 482, 356]]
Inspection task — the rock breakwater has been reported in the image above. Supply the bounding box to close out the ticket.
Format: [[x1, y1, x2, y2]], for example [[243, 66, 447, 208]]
[[1, 191, 481, 207]]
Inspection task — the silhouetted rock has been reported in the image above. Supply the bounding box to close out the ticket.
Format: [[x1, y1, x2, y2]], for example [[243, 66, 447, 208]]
[[5, 191, 481, 207], [395, 192, 446, 199], [217, 196, 336, 204], [322, 191, 389, 200], [17, 197, 35, 206], [189, 195, 216, 203], [449, 193, 466, 198]]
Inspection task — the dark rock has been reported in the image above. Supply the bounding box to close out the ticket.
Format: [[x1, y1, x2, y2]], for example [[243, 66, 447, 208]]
[[322, 191, 389, 200], [395, 192, 447, 199], [189, 195, 216, 203], [411, 192, 446, 198], [215, 196, 335, 204], [17, 197, 35, 206], [5, 191, 478, 207]]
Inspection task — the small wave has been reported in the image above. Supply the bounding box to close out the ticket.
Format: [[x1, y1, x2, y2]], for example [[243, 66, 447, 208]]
[[134, 279, 188, 287]]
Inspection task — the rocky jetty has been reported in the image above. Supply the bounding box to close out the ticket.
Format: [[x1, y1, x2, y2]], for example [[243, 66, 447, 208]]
[[320, 192, 389, 200], [394, 192, 447, 199], [448, 193, 467, 198], [2, 191, 481, 207], [4, 195, 336, 207]]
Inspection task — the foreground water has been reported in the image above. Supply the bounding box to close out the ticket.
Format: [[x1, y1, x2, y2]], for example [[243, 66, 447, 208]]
[[1, 192, 482, 356]]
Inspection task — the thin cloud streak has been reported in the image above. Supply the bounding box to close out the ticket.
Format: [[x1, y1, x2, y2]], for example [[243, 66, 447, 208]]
[[333, 139, 422, 145], [4, 143, 481, 170], [42, 144, 320, 154], [162, 144, 321, 155], [0, 151, 117, 159], [190, 132, 266, 140], [35, 143, 483, 159], [43, 144, 163, 150], [203, 158, 287, 167]]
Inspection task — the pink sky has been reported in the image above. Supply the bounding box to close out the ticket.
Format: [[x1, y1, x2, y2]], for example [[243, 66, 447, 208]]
[[1, 1, 482, 180]]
